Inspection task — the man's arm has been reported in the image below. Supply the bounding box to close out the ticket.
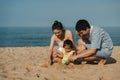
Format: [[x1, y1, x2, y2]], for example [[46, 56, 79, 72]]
[[70, 48, 97, 61], [77, 48, 97, 58]]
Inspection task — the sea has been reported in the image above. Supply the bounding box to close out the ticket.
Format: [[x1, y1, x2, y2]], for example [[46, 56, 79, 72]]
[[0, 26, 120, 47]]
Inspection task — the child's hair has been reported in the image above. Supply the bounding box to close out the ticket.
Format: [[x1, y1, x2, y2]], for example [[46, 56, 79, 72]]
[[63, 39, 74, 49], [52, 20, 64, 31]]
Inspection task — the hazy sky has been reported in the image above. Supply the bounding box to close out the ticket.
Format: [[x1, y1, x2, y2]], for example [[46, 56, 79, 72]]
[[0, 0, 120, 27]]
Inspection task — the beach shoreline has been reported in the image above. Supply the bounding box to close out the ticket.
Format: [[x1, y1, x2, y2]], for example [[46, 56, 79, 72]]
[[0, 46, 120, 80]]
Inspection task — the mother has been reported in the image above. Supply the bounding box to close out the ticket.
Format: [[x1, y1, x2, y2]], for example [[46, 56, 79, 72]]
[[48, 20, 74, 65]]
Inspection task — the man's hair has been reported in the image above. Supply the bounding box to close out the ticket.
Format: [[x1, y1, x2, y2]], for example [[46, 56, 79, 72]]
[[75, 19, 90, 32], [52, 20, 64, 31], [63, 39, 74, 49]]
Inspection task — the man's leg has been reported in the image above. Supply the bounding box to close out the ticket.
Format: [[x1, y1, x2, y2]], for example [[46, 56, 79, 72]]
[[84, 56, 106, 65]]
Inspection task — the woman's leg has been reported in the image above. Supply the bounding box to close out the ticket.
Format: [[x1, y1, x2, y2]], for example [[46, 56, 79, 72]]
[[52, 50, 62, 63], [53, 57, 62, 63]]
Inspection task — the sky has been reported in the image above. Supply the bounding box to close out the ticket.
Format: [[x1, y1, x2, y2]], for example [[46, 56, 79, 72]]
[[0, 0, 120, 27]]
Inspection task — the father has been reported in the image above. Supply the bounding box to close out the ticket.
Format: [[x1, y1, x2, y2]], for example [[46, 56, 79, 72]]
[[70, 19, 113, 65]]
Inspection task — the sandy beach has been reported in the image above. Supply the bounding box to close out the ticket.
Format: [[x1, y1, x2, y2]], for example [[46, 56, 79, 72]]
[[0, 46, 120, 80]]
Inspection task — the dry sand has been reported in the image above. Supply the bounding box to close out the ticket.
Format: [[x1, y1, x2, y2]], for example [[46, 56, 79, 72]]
[[0, 46, 120, 80]]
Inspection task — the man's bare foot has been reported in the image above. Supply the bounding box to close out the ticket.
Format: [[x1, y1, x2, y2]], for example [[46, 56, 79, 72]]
[[98, 59, 106, 65], [84, 56, 107, 65]]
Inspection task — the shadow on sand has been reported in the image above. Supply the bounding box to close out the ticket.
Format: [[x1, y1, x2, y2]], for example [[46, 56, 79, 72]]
[[106, 57, 117, 64]]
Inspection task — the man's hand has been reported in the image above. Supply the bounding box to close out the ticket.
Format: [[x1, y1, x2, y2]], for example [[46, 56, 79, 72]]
[[69, 56, 78, 62]]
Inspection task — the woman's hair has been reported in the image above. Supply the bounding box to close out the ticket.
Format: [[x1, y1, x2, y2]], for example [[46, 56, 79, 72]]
[[75, 19, 90, 32], [52, 20, 64, 31], [63, 39, 74, 49]]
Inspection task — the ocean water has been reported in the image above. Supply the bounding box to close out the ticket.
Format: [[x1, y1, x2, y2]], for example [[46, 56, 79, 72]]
[[0, 26, 120, 47]]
